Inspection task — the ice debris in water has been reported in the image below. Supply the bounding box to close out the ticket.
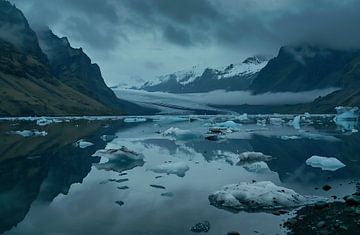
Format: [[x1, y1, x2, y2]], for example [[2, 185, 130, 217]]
[[210, 120, 241, 130], [163, 127, 200, 140], [93, 146, 144, 161], [305, 155, 346, 171], [75, 139, 94, 148], [9, 130, 48, 137], [243, 161, 271, 173], [150, 162, 190, 177], [100, 135, 115, 142], [290, 115, 301, 129], [280, 135, 301, 140], [334, 106, 359, 132], [237, 152, 272, 165], [269, 117, 285, 126], [208, 181, 306, 212], [123, 117, 147, 123]]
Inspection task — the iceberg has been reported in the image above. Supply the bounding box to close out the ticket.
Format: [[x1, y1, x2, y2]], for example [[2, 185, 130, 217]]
[[93, 146, 144, 161], [290, 115, 301, 129], [237, 151, 273, 165], [93, 147, 145, 173], [150, 162, 190, 177], [305, 155, 346, 171], [10, 130, 48, 137], [209, 181, 306, 212], [243, 161, 271, 173], [334, 106, 359, 132], [269, 117, 285, 126], [75, 139, 94, 148], [163, 127, 199, 140]]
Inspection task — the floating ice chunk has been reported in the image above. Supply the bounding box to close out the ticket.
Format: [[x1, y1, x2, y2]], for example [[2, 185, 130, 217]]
[[304, 112, 311, 118], [280, 135, 301, 140], [124, 117, 147, 123], [238, 113, 248, 121], [209, 181, 306, 212], [290, 115, 301, 129], [334, 106, 359, 132], [92, 146, 144, 161], [243, 161, 271, 173], [75, 139, 94, 148], [100, 135, 115, 142], [93, 147, 145, 172], [10, 130, 48, 137], [209, 120, 242, 132], [269, 117, 285, 126], [305, 155, 346, 171], [36, 118, 53, 126], [334, 106, 359, 121], [237, 151, 272, 165], [163, 127, 199, 140], [150, 162, 190, 177]]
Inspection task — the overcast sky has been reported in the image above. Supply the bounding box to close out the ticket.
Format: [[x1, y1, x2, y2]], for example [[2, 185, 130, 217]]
[[9, 0, 360, 86]]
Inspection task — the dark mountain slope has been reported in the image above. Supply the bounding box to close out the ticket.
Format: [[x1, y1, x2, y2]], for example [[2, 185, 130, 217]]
[[250, 45, 360, 94]]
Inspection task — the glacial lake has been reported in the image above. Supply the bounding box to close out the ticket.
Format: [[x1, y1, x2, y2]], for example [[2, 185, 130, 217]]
[[0, 114, 359, 235]]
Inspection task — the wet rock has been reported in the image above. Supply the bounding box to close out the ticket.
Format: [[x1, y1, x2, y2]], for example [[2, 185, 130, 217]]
[[227, 232, 240, 235], [317, 221, 326, 228], [150, 184, 166, 189], [344, 195, 360, 206], [205, 134, 219, 141], [115, 200, 124, 206], [315, 201, 329, 209], [190, 221, 210, 233], [322, 185, 332, 191]]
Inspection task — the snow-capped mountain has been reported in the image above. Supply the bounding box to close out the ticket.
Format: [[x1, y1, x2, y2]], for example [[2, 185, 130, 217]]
[[139, 56, 271, 93]]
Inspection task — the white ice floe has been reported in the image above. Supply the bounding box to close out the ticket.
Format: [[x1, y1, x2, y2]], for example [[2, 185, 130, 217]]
[[10, 130, 48, 137], [243, 161, 271, 173], [163, 127, 200, 140], [75, 139, 94, 148], [237, 151, 273, 164], [305, 155, 346, 171], [209, 181, 306, 212], [150, 162, 190, 177], [92, 146, 144, 161], [123, 117, 147, 123]]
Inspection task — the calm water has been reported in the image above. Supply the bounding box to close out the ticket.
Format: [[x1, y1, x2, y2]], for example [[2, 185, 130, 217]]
[[0, 115, 359, 235]]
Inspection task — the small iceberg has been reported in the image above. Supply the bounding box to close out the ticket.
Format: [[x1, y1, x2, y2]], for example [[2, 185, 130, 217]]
[[208, 181, 306, 213], [305, 155, 346, 171], [93, 146, 145, 173], [124, 117, 147, 123], [75, 139, 94, 148], [290, 115, 301, 129], [9, 130, 48, 137], [163, 127, 199, 141], [334, 106, 359, 132], [269, 117, 285, 126], [100, 135, 115, 142], [237, 152, 273, 165], [211, 120, 241, 131], [150, 162, 190, 177], [93, 146, 144, 161], [243, 161, 271, 173]]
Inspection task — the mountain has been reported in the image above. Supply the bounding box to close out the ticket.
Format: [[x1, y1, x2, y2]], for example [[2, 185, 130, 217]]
[[139, 56, 270, 93], [0, 1, 153, 116], [250, 45, 360, 94], [36, 29, 126, 111]]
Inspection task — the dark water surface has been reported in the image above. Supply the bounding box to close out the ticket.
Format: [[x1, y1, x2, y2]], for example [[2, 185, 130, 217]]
[[0, 115, 359, 235]]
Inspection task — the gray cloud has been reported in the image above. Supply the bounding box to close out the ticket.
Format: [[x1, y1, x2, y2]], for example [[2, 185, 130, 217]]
[[8, 0, 360, 85]]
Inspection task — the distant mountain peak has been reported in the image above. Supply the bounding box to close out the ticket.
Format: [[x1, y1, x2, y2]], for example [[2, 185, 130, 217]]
[[137, 55, 272, 93]]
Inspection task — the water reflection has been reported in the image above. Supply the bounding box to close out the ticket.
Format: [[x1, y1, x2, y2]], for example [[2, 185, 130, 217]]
[[0, 115, 359, 235]]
